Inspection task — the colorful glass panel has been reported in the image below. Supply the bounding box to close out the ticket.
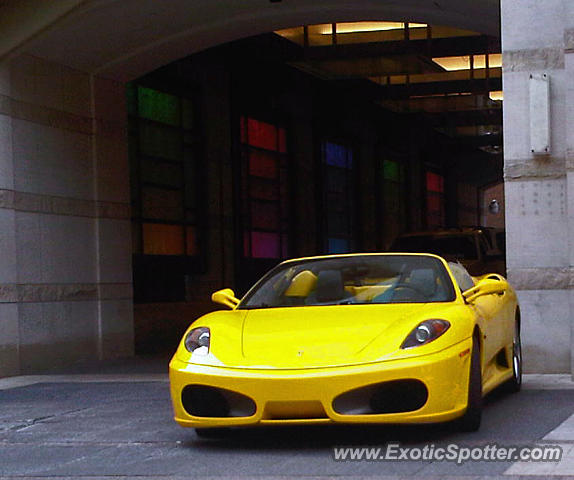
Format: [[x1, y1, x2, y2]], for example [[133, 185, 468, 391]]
[[251, 231, 281, 258], [328, 237, 350, 254], [426, 172, 444, 193], [383, 160, 400, 182], [138, 87, 180, 126], [249, 150, 279, 179], [325, 142, 352, 168], [142, 223, 184, 255]]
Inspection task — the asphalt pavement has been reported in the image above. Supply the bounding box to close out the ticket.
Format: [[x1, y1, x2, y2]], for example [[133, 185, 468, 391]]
[[1, 357, 574, 479]]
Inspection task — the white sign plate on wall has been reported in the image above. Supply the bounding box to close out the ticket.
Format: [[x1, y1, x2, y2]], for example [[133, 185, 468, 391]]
[[529, 73, 550, 155]]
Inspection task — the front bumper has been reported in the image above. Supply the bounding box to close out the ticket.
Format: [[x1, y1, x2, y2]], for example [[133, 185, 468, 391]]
[[169, 337, 473, 428]]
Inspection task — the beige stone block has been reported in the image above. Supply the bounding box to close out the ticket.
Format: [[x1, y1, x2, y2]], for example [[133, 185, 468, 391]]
[[93, 76, 126, 124], [517, 289, 571, 373], [40, 214, 97, 284], [15, 211, 43, 284], [505, 179, 568, 269], [0, 304, 19, 377], [99, 299, 134, 359], [0, 209, 17, 284], [9, 55, 35, 104], [18, 301, 98, 373], [501, 0, 566, 51], [13, 120, 94, 200], [97, 219, 132, 283], [0, 114, 14, 190], [61, 65, 91, 117], [34, 56, 64, 112], [0, 63, 10, 96], [95, 127, 130, 204]]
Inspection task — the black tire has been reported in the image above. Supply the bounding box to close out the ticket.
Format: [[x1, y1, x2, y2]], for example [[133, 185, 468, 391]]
[[458, 335, 482, 432], [195, 428, 228, 438], [506, 320, 522, 393]]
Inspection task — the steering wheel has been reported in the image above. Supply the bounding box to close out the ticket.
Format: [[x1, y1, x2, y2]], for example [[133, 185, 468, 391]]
[[389, 282, 428, 301]]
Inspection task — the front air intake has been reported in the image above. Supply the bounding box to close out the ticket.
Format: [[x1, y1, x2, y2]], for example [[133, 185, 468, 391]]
[[333, 380, 428, 415], [181, 385, 256, 418]]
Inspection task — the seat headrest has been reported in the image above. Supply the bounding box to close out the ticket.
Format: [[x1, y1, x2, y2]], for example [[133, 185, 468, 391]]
[[315, 270, 345, 303]]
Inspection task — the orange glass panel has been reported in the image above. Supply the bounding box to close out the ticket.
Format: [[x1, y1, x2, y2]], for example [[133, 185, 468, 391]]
[[143, 223, 184, 255]]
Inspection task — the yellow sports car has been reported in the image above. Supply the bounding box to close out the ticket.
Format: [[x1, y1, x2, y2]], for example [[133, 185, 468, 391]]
[[169, 253, 521, 436]]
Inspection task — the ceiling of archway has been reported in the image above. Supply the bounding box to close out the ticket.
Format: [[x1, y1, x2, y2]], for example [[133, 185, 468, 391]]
[[0, 0, 501, 152], [1, 0, 499, 81]]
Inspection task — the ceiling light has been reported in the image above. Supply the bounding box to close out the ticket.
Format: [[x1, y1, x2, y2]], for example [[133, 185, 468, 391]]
[[432, 53, 502, 71], [319, 22, 427, 35], [489, 91, 503, 101]]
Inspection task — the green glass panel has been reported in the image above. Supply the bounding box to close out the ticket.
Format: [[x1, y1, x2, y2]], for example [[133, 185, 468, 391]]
[[139, 123, 182, 161], [137, 86, 180, 126], [383, 160, 400, 181]]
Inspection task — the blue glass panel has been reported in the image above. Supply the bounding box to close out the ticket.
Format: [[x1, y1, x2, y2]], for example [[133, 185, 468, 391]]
[[325, 142, 352, 169], [328, 237, 349, 254]]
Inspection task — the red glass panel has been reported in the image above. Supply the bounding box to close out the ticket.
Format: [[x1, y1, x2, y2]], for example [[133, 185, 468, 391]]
[[426, 172, 444, 193], [249, 151, 278, 179], [249, 179, 278, 201], [251, 231, 280, 258], [245, 118, 278, 151], [427, 194, 442, 212]]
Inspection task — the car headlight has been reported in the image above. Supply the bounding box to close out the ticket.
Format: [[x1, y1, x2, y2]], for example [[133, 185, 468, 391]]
[[401, 319, 450, 349], [184, 327, 210, 354]]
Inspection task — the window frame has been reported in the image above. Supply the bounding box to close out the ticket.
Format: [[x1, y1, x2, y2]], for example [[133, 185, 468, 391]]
[[128, 79, 207, 303], [425, 169, 446, 229], [318, 138, 358, 254]]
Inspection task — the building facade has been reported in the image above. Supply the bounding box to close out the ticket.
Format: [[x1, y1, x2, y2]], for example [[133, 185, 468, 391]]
[[0, 0, 572, 376]]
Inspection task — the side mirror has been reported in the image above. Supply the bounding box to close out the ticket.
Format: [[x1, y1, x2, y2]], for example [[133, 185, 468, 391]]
[[212, 288, 240, 309], [462, 278, 507, 303]]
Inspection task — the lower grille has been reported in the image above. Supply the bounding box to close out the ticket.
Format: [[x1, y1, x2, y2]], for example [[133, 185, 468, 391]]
[[181, 385, 256, 418], [332, 380, 428, 415]]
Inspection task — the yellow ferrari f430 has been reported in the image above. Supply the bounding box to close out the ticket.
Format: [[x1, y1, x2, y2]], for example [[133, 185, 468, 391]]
[[169, 253, 521, 436]]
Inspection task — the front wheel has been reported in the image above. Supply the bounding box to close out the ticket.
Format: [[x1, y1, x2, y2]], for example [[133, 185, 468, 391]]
[[506, 321, 522, 393], [457, 335, 482, 432]]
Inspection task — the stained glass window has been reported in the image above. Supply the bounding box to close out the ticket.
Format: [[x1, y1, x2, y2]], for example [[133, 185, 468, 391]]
[[240, 116, 289, 259], [323, 141, 354, 254], [426, 171, 445, 228], [128, 83, 201, 260], [382, 159, 406, 219]]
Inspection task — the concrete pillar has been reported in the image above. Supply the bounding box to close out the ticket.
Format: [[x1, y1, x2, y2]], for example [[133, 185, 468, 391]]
[[502, 0, 572, 373], [0, 54, 133, 376]]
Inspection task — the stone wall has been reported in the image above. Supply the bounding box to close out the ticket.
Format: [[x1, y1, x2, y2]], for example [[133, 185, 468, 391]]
[[0, 54, 133, 376], [502, 0, 573, 373]]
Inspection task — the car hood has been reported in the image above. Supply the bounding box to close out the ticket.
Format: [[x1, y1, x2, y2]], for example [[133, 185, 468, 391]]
[[239, 304, 429, 369]]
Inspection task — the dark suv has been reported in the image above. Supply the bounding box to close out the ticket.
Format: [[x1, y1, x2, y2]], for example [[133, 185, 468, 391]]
[[389, 228, 506, 276]]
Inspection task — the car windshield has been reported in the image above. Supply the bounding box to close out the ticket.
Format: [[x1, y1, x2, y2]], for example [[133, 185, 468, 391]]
[[239, 254, 456, 309], [391, 235, 478, 261]]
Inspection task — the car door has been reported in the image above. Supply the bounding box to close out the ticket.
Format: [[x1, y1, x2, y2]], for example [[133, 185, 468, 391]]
[[449, 262, 504, 364]]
